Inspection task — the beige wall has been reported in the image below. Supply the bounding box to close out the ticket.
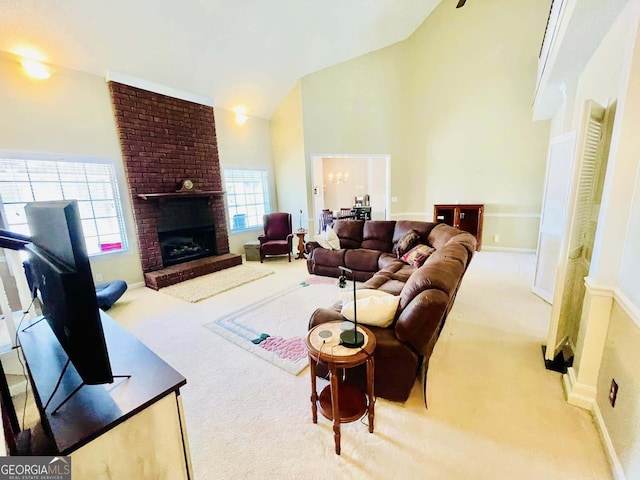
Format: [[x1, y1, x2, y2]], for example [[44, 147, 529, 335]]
[[270, 82, 309, 230], [0, 53, 143, 286], [597, 301, 640, 475], [299, 0, 550, 250], [215, 106, 276, 254]]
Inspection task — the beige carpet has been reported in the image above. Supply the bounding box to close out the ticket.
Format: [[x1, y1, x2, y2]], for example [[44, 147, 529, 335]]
[[106, 253, 613, 479], [159, 264, 274, 302]]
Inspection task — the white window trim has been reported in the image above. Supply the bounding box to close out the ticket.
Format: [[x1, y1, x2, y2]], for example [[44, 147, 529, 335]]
[[223, 167, 271, 233], [0, 149, 130, 258]]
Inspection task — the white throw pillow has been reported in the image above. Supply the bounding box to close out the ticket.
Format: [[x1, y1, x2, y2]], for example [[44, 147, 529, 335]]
[[338, 288, 392, 303], [341, 295, 400, 328], [314, 226, 341, 250]]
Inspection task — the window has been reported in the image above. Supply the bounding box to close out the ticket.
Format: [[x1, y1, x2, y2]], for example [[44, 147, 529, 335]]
[[224, 169, 270, 231], [0, 154, 128, 256]]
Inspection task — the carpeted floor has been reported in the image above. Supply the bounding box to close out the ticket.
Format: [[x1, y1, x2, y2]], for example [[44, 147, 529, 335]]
[[159, 264, 274, 302], [106, 253, 612, 479]]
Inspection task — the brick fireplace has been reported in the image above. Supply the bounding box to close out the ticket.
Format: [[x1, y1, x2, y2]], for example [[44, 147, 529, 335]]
[[108, 81, 241, 289]]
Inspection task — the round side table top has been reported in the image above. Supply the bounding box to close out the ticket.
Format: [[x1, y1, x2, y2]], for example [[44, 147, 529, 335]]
[[306, 321, 376, 366]]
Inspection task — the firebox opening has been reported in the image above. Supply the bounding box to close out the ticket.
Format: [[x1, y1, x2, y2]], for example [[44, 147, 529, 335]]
[[159, 226, 217, 267]]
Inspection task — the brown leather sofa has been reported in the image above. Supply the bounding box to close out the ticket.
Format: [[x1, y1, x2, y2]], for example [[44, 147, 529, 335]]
[[307, 220, 476, 402]]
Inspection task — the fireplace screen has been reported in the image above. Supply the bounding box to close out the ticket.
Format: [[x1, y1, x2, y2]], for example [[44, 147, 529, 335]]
[[158, 226, 216, 267]]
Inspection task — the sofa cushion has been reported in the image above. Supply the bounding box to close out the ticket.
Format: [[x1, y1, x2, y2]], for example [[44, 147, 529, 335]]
[[427, 223, 476, 254], [344, 248, 382, 273], [399, 246, 467, 310], [362, 274, 406, 296], [393, 221, 439, 247], [361, 221, 396, 252], [401, 244, 436, 267], [333, 220, 364, 249], [312, 247, 345, 268], [393, 229, 421, 258]]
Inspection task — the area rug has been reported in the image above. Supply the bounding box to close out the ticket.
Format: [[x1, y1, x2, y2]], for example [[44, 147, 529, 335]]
[[160, 264, 275, 303], [204, 276, 342, 374]]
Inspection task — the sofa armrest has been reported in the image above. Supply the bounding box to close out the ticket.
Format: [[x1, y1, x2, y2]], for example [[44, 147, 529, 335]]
[[258, 234, 267, 245], [394, 289, 449, 356], [309, 306, 343, 329], [306, 241, 321, 254]]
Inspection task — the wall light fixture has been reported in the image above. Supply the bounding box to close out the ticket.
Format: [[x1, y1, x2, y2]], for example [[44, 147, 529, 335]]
[[234, 106, 248, 125], [327, 171, 349, 184], [21, 59, 51, 80]]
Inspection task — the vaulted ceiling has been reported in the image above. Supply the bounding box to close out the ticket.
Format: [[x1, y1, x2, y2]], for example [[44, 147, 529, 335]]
[[0, 0, 443, 118]]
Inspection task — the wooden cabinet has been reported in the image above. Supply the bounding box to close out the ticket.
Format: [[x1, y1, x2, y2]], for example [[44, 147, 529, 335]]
[[433, 204, 484, 251], [17, 311, 192, 478]]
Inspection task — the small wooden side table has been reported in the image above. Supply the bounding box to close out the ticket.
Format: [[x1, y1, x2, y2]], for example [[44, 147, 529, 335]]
[[295, 229, 307, 259], [305, 322, 376, 455]]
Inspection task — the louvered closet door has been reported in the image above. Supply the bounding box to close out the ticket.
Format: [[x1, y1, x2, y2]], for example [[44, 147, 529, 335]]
[[533, 132, 577, 303], [542, 99, 606, 359]]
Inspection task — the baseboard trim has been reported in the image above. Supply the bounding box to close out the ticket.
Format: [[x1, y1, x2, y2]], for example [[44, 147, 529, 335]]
[[481, 246, 536, 254], [563, 367, 596, 409], [593, 402, 627, 480], [129, 281, 146, 290]]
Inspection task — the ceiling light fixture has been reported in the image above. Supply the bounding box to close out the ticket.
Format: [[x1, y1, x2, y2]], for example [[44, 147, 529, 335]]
[[234, 106, 248, 125], [21, 59, 51, 80]]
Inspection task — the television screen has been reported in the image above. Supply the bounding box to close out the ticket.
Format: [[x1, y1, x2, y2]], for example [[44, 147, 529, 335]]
[[24, 200, 113, 385]]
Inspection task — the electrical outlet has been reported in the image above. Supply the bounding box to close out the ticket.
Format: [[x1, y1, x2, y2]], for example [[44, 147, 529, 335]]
[[391, 196, 398, 203], [95, 273, 103, 282], [494, 234, 500, 243], [609, 378, 619, 407]]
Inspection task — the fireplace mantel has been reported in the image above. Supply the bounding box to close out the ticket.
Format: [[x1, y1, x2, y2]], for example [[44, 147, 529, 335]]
[[137, 191, 225, 201]]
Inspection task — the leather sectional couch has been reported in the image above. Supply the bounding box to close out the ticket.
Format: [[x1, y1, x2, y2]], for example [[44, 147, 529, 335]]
[[306, 220, 477, 402]]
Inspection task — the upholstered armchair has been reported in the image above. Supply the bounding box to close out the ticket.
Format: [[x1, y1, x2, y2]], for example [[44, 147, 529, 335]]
[[258, 212, 293, 262]]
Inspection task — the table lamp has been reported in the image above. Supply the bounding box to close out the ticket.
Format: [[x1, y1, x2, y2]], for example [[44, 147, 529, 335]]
[[338, 266, 364, 348]]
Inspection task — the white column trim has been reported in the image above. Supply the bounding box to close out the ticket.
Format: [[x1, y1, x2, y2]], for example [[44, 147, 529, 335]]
[[563, 367, 596, 409], [584, 277, 640, 329]]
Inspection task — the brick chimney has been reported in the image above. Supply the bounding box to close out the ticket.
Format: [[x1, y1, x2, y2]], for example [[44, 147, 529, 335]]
[[108, 81, 241, 289]]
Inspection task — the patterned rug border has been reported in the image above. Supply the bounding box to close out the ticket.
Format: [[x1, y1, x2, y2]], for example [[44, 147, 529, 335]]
[[203, 279, 338, 375]]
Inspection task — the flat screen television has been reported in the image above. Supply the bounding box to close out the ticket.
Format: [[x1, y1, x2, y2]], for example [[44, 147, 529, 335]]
[[24, 200, 113, 385]]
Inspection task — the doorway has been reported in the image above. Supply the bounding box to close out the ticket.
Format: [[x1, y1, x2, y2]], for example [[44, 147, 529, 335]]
[[310, 154, 391, 234]]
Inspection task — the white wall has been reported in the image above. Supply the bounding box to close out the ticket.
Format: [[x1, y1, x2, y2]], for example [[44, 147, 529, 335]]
[[270, 82, 309, 230], [215, 106, 276, 254]]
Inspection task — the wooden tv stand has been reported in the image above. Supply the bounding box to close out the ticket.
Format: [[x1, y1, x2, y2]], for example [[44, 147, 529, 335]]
[[17, 311, 192, 478]]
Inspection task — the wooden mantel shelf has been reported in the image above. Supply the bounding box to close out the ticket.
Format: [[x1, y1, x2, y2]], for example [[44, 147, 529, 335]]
[[137, 191, 225, 200]]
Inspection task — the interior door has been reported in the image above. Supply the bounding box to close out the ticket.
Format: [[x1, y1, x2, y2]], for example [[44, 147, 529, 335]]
[[533, 132, 577, 303], [544, 99, 609, 360]]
